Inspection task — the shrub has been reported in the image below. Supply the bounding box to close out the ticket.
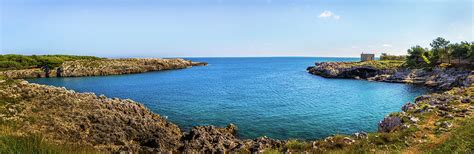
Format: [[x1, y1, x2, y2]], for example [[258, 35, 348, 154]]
[[0, 54, 102, 70], [0, 61, 22, 70], [380, 53, 406, 61], [285, 140, 310, 151]]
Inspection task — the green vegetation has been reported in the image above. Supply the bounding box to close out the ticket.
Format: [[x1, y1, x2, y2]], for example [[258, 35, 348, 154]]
[[0, 54, 102, 71], [278, 86, 474, 153], [0, 133, 99, 154], [380, 53, 406, 61], [430, 117, 474, 153], [405, 37, 474, 67], [354, 60, 404, 69], [285, 139, 311, 152], [0, 80, 101, 153]]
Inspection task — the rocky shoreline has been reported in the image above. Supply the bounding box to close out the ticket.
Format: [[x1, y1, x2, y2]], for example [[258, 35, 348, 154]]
[[307, 61, 474, 90], [0, 60, 472, 152], [1, 78, 472, 152], [0, 80, 284, 152], [0, 58, 208, 79]]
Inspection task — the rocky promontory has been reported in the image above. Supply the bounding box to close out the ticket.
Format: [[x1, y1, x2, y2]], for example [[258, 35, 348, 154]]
[[307, 61, 474, 90], [0, 58, 207, 79]]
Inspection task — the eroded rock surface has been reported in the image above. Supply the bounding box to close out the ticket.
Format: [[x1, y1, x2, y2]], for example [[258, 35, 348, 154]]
[[0, 80, 182, 152], [0, 58, 207, 79], [307, 62, 473, 90], [378, 116, 402, 133], [0, 80, 284, 152]]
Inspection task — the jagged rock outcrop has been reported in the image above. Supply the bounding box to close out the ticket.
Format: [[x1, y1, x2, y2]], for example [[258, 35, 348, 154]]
[[307, 62, 473, 90], [307, 62, 392, 79], [378, 116, 402, 133], [181, 124, 243, 152], [0, 80, 284, 152], [0, 80, 182, 152], [0, 58, 207, 79], [180, 124, 285, 153]]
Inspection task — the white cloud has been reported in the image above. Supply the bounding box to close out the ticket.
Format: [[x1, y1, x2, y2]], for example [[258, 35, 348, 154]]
[[382, 44, 393, 47], [318, 10, 340, 20]]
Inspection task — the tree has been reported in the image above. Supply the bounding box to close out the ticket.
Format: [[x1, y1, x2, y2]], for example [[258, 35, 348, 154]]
[[407, 45, 426, 66], [450, 42, 471, 63], [445, 43, 459, 64], [468, 42, 474, 63], [430, 37, 450, 63], [422, 50, 433, 65]]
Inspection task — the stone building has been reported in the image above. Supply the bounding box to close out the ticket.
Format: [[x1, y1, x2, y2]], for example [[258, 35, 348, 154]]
[[361, 53, 375, 62]]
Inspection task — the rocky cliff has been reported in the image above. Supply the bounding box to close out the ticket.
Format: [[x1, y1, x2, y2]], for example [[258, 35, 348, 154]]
[[307, 61, 474, 90], [0, 58, 207, 79]]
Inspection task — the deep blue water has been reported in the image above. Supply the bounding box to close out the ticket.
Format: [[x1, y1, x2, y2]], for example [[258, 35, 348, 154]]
[[28, 57, 427, 140]]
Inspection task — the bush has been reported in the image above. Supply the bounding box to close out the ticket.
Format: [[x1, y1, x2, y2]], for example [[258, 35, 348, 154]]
[[380, 53, 406, 61], [285, 140, 310, 151], [0, 61, 22, 70], [0, 54, 102, 70]]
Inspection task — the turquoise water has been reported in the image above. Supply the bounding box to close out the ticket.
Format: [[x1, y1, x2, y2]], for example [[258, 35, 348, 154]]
[[28, 57, 427, 140]]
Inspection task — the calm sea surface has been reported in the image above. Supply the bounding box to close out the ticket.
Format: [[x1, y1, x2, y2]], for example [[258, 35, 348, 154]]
[[28, 57, 428, 140]]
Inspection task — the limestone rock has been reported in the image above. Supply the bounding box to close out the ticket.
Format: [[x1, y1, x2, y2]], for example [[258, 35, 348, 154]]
[[0, 58, 206, 79], [378, 116, 402, 133]]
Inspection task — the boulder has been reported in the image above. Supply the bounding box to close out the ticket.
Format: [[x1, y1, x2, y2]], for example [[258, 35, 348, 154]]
[[353, 132, 368, 139], [378, 116, 402, 133], [401, 102, 416, 112]]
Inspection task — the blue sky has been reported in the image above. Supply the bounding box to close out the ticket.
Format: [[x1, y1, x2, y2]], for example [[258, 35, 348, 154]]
[[1, 0, 472, 57]]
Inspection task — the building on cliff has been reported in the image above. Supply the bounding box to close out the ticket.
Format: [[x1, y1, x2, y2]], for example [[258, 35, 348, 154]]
[[361, 53, 375, 62]]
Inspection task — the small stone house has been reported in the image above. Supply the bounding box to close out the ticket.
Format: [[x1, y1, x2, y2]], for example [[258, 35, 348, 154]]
[[361, 53, 375, 62]]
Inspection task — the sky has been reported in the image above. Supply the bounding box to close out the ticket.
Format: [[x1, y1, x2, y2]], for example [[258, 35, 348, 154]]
[[0, 0, 473, 58]]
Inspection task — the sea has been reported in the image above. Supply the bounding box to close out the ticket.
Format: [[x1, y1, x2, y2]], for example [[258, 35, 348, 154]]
[[28, 57, 428, 140]]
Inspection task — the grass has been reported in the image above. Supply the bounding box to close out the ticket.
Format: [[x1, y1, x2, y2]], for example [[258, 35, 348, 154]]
[[285, 139, 311, 152], [0, 79, 102, 153], [0, 133, 100, 154], [0, 117, 100, 153], [429, 117, 474, 153]]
